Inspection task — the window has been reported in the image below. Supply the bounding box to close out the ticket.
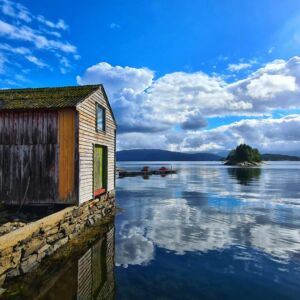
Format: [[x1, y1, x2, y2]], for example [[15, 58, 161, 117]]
[[96, 104, 105, 132]]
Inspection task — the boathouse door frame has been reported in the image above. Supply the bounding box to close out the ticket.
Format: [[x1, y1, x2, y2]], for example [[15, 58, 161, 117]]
[[93, 144, 108, 198]]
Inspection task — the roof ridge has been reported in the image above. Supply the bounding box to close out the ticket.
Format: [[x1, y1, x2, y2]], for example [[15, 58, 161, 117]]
[[0, 84, 103, 109], [0, 84, 101, 93]]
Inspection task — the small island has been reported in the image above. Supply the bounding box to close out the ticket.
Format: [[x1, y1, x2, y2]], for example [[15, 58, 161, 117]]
[[224, 144, 262, 166]]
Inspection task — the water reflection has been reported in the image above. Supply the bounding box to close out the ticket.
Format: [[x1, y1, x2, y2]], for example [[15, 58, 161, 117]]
[[3, 223, 115, 300], [228, 167, 261, 185], [115, 162, 300, 299], [78, 227, 115, 300]]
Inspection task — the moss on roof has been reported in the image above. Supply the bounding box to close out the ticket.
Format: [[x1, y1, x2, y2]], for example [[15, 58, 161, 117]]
[[0, 85, 101, 110]]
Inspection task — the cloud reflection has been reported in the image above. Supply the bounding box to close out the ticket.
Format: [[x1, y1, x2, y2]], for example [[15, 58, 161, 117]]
[[116, 163, 300, 267]]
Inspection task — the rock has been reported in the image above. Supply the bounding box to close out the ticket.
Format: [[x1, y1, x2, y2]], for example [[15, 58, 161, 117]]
[[23, 238, 45, 257], [0, 287, 6, 296], [60, 223, 75, 235], [31, 228, 41, 238], [6, 267, 20, 278], [94, 214, 102, 222], [44, 226, 59, 236], [11, 250, 22, 267], [0, 221, 26, 236], [87, 217, 95, 226], [37, 244, 53, 261], [53, 237, 69, 251], [20, 254, 38, 274], [37, 244, 52, 255], [0, 273, 6, 286], [0, 255, 12, 275], [75, 223, 84, 233], [224, 160, 261, 167], [72, 209, 80, 218], [0, 247, 13, 257], [46, 232, 64, 244]]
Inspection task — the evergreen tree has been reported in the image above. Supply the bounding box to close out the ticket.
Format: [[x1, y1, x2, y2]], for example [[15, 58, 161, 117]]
[[226, 144, 261, 163]]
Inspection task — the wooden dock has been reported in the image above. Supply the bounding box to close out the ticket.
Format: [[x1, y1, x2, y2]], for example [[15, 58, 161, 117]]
[[117, 167, 176, 178]]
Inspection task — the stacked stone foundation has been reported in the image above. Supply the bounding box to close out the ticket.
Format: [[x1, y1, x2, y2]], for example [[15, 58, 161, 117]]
[[0, 191, 115, 292]]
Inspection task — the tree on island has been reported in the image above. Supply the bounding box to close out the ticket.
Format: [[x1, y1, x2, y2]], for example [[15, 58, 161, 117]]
[[225, 144, 262, 166]]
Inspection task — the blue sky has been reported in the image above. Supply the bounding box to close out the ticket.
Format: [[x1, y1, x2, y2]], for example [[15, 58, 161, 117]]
[[1, 0, 300, 154]]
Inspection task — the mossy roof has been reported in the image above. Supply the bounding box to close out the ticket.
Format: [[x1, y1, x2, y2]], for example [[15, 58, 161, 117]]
[[0, 85, 101, 110]]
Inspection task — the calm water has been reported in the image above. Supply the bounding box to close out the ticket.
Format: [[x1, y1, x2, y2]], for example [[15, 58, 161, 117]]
[[115, 161, 300, 300], [3, 161, 300, 299]]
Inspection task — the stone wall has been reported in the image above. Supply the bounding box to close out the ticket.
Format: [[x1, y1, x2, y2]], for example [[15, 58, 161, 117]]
[[0, 191, 115, 292]]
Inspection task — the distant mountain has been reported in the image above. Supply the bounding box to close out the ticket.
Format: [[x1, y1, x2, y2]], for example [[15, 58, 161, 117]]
[[117, 149, 300, 162], [261, 154, 300, 161], [116, 149, 221, 161]]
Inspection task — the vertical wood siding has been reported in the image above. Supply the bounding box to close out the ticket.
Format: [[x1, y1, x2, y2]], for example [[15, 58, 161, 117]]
[[58, 109, 76, 202], [0, 110, 58, 205], [77, 88, 116, 204]]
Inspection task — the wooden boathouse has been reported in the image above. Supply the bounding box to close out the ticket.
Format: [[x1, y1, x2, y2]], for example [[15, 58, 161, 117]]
[[0, 85, 117, 206]]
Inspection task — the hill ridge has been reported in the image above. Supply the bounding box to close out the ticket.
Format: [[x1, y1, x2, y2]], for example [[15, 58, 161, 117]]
[[117, 149, 300, 161]]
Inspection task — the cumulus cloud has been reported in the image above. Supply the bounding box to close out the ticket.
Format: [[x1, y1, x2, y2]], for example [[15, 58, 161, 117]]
[[180, 110, 207, 130], [247, 74, 297, 99], [0, 0, 77, 83], [180, 115, 300, 153], [77, 62, 154, 95], [116, 115, 300, 153], [77, 57, 300, 153]]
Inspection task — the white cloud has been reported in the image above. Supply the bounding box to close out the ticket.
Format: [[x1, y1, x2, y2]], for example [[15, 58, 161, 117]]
[[247, 74, 297, 99], [0, 43, 31, 55], [0, 20, 76, 53], [77, 56, 300, 154], [227, 62, 252, 72], [179, 115, 300, 153], [0, 52, 7, 73], [116, 114, 300, 154], [0, 0, 68, 30], [116, 227, 154, 267], [77, 62, 154, 95], [109, 23, 120, 29], [0, 0, 77, 82], [25, 55, 48, 68], [36, 15, 68, 30], [0, 0, 31, 22], [181, 110, 207, 130]]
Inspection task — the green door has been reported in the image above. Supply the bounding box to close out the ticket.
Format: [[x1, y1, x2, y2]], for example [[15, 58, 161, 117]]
[[94, 145, 107, 197]]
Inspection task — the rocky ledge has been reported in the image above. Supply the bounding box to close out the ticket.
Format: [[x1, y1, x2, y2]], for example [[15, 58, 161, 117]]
[[0, 222, 26, 237], [0, 191, 116, 291]]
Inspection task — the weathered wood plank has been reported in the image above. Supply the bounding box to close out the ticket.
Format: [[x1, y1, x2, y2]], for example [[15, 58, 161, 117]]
[[58, 109, 76, 202], [0, 110, 59, 205]]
